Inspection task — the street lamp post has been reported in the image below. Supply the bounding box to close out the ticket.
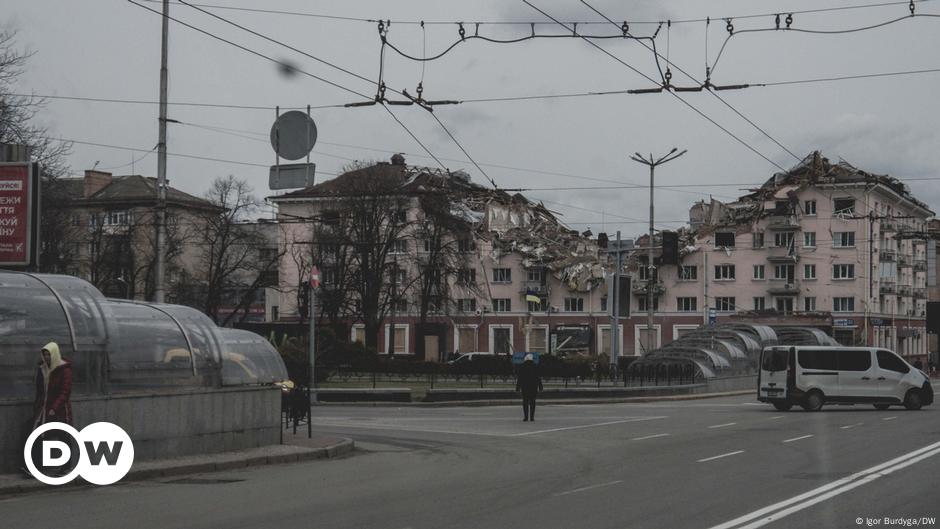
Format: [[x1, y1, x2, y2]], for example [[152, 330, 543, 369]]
[[629, 148, 687, 354]]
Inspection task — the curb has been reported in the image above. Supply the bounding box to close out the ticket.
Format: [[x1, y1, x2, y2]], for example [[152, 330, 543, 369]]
[[0, 437, 354, 497], [315, 389, 755, 407]]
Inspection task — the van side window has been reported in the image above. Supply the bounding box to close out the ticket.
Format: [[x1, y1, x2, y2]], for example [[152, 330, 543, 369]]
[[838, 350, 871, 371], [798, 349, 838, 370], [761, 349, 788, 372], [876, 350, 910, 374]]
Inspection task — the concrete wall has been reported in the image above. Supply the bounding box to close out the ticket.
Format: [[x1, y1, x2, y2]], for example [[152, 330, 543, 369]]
[[0, 386, 281, 473]]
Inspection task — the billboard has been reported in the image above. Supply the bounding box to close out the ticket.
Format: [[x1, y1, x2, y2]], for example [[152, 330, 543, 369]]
[[0, 162, 39, 267]]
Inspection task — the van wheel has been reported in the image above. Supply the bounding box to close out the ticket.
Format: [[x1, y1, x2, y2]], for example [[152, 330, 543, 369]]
[[801, 391, 824, 412], [773, 402, 793, 411], [904, 390, 923, 411], [873, 404, 891, 410]]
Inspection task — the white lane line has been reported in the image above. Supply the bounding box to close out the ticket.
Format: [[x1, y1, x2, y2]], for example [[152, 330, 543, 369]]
[[510, 416, 667, 437], [707, 439, 940, 529], [631, 433, 670, 441], [840, 423, 864, 430], [697, 450, 745, 463], [768, 416, 785, 420], [708, 422, 737, 429], [882, 416, 897, 421], [553, 480, 623, 497], [782, 434, 813, 443], [310, 421, 507, 437]]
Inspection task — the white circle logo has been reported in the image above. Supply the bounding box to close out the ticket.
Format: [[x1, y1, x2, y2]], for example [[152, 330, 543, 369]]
[[24, 422, 135, 486]]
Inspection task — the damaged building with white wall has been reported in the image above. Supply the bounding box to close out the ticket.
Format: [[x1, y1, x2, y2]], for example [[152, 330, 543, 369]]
[[628, 152, 933, 367], [270, 155, 625, 361]]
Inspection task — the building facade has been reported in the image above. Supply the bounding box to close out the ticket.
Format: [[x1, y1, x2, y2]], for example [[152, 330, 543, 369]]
[[630, 153, 932, 366]]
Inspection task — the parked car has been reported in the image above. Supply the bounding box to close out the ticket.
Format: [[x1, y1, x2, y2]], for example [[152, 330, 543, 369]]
[[447, 352, 496, 365], [758, 346, 933, 411]]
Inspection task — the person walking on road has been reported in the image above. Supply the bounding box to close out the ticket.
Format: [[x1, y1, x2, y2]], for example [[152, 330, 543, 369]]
[[515, 354, 543, 421], [20, 342, 74, 476]]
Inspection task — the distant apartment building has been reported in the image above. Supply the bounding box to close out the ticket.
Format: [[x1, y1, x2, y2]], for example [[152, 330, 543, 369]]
[[269, 156, 621, 361], [52, 170, 218, 300], [628, 152, 932, 366]]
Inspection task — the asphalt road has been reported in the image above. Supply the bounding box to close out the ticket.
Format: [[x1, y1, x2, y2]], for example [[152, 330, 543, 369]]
[[2, 394, 938, 529]]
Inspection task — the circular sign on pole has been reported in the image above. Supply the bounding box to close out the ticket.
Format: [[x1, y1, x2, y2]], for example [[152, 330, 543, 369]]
[[270, 111, 318, 161]]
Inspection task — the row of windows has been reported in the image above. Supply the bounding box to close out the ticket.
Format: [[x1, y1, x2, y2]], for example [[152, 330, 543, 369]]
[[386, 238, 477, 254], [797, 349, 909, 374], [712, 264, 856, 281], [709, 296, 854, 312], [718, 230, 855, 248]]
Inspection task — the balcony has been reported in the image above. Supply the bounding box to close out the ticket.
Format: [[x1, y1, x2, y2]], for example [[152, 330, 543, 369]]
[[880, 218, 896, 232], [520, 282, 547, 295], [879, 283, 896, 295], [898, 285, 912, 297], [898, 255, 911, 268], [767, 282, 800, 296], [632, 280, 665, 296], [914, 259, 927, 272], [766, 215, 800, 231], [765, 246, 799, 263], [915, 288, 927, 300], [879, 249, 896, 262]]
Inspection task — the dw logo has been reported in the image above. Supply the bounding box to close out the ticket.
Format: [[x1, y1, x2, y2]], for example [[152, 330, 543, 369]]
[[24, 422, 134, 485]]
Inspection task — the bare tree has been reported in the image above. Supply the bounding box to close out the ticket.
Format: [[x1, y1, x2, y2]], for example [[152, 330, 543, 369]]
[[0, 29, 73, 272], [194, 175, 281, 324]]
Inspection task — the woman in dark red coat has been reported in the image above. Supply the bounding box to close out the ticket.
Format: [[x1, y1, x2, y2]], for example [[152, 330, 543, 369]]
[[33, 341, 73, 427]]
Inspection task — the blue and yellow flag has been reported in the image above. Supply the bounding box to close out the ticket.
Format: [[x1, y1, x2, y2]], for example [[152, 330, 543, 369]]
[[525, 291, 541, 304]]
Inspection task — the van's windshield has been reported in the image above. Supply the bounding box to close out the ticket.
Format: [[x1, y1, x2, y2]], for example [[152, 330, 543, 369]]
[[761, 348, 789, 372]]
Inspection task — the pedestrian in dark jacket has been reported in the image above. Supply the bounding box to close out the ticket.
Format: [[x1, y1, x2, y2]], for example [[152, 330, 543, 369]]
[[20, 342, 74, 476], [33, 341, 73, 427], [515, 354, 543, 421]]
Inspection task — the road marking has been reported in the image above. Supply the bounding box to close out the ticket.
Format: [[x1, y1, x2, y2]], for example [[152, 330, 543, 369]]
[[840, 423, 863, 430], [768, 416, 784, 420], [631, 433, 670, 441], [782, 435, 813, 443], [510, 416, 667, 437], [553, 480, 623, 497], [708, 422, 737, 429], [697, 450, 745, 463], [310, 421, 507, 437], [882, 416, 897, 421], [707, 439, 940, 529]]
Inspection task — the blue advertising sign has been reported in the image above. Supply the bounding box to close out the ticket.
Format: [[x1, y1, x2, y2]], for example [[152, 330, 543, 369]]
[[512, 352, 540, 365], [708, 308, 717, 327]]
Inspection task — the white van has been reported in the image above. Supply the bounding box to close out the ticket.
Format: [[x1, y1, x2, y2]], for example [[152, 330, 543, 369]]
[[758, 346, 933, 411]]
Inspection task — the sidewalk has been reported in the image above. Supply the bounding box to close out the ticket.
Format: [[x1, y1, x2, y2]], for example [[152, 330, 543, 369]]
[[0, 432, 353, 497]]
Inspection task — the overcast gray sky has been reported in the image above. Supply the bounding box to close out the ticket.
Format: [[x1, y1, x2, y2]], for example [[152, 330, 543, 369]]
[[8, 0, 940, 236]]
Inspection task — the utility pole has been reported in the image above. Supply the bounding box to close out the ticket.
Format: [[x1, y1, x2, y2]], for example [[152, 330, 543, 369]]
[[154, 0, 170, 303], [630, 148, 687, 353]]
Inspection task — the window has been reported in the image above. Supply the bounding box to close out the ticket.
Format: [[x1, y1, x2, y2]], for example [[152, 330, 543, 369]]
[[527, 269, 544, 283], [638, 297, 660, 311], [352, 326, 366, 344], [714, 297, 736, 312], [390, 239, 408, 254], [104, 210, 131, 226], [89, 214, 98, 227], [680, 266, 697, 280], [391, 209, 407, 224], [803, 232, 816, 247], [774, 200, 790, 214], [839, 350, 871, 371], [804, 200, 817, 216], [639, 265, 658, 281], [775, 298, 794, 313], [492, 268, 512, 283], [833, 232, 856, 248], [714, 264, 735, 280], [390, 268, 406, 285], [798, 349, 839, 370], [527, 327, 548, 355], [458, 239, 476, 252], [804, 297, 816, 311], [804, 264, 816, 280], [877, 350, 910, 374], [774, 231, 794, 248], [833, 297, 855, 312], [393, 299, 408, 313], [385, 324, 408, 354], [458, 268, 476, 285], [564, 298, 584, 312], [774, 264, 794, 281], [753, 297, 765, 310], [752, 232, 764, 248], [832, 264, 855, 280], [457, 298, 477, 312], [753, 265, 765, 280], [834, 198, 856, 215], [492, 298, 511, 312], [527, 298, 548, 312], [71, 215, 80, 226], [258, 270, 278, 287], [456, 326, 477, 352], [259, 247, 277, 261], [600, 297, 608, 312], [677, 297, 697, 312], [715, 232, 736, 247], [422, 240, 439, 253]]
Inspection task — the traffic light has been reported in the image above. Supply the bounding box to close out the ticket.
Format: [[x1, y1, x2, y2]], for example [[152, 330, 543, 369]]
[[661, 231, 679, 265]]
